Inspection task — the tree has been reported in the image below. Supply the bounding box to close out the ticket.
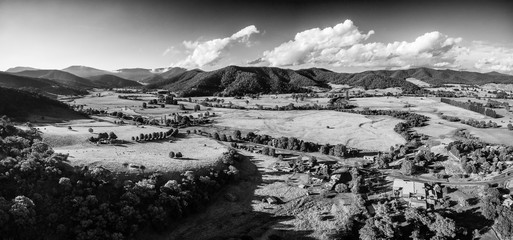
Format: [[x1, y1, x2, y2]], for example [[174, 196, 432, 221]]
[[169, 151, 175, 158], [359, 218, 380, 240], [269, 148, 276, 157], [109, 132, 118, 140], [262, 147, 270, 156], [88, 128, 93, 133], [194, 104, 200, 112], [212, 132, 220, 140], [233, 130, 241, 140], [335, 183, 348, 193], [401, 159, 415, 175], [142, 102, 147, 108], [175, 152, 183, 158], [430, 213, 456, 238], [179, 104, 185, 110]]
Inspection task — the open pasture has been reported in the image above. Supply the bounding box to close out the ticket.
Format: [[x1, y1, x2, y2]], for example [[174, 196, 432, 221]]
[[213, 109, 405, 151], [352, 96, 513, 144], [37, 119, 227, 174]]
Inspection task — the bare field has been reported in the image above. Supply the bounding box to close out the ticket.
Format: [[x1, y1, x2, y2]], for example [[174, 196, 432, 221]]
[[213, 109, 405, 151], [37, 120, 227, 175]]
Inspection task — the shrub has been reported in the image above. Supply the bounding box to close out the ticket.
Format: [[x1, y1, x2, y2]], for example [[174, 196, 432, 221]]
[[335, 183, 348, 193], [169, 151, 175, 158], [176, 152, 183, 158], [88, 128, 93, 133]]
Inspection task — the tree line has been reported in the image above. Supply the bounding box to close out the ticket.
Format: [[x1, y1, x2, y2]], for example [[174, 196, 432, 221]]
[[441, 98, 499, 118]]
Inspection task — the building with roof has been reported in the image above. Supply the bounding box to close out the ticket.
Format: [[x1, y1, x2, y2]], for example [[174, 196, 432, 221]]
[[392, 179, 427, 208]]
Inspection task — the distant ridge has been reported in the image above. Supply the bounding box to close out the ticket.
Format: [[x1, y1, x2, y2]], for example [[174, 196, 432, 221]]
[[87, 74, 142, 88], [5, 66, 39, 73], [144, 66, 513, 96], [0, 72, 87, 96], [62, 65, 112, 78]]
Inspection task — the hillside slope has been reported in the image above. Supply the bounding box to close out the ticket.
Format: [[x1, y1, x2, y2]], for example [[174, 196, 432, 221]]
[[87, 74, 142, 88], [62, 65, 112, 78], [12, 69, 97, 89], [5, 66, 38, 73], [0, 72, 87, 96], [146, 66, 513, 96], [0, 87, 86, 121], [145, 65, 414, 96]]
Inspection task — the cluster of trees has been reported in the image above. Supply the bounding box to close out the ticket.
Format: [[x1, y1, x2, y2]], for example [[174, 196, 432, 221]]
[[168, 151, 182, 158], [88, 132, 117, 143], [460, 119, 499, 128], [290, 93, 321, 101], [209, 130, 359, 158], [339, 109, 429, 141], [131, 129, 179, 142], [448, 140, 513, 175], [481, 187, 513, 239], [441, 98, 499, 118], [0, 117, 242, 239], [440, 114, 461, 122], [117, 95, 144, 100], [431, 90, 460, 98]]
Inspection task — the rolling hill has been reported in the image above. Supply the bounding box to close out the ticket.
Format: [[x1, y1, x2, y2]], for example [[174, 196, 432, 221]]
[[11, 69, 98, 89], [0, 72, 87, 96], [62, 65, 112, 78], [144, 65, 416, 96], [87, 74, 142, 88], [9, 69, 142, 90], [0, 86, 86, 121], [5, 66, 39, 73]]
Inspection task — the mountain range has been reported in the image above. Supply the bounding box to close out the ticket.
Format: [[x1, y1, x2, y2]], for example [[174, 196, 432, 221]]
[[2, 65, 513, 97], [143, 66, 513, 96]]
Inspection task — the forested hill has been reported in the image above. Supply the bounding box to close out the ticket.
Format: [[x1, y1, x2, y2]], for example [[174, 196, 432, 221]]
[[144, 66, 513, 97], [0, 72, 87, 97], [0, 87, 85, 121]]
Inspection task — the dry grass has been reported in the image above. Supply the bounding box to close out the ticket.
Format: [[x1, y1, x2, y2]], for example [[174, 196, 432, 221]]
[[213, 109, 405, 151], [34, 119, 227, 175]]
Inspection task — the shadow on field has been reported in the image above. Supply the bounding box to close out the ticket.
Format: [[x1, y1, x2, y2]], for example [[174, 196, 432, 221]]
[[142, 152, 317, 240]]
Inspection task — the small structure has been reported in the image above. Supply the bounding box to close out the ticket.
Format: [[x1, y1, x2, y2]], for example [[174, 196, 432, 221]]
[[503, 195, 513, 208], [363, 155, 376, 161], [392, 179, 427, 208]]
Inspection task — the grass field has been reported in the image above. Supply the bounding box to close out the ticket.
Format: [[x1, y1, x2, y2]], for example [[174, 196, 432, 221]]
[[36, 119, 227, 176], [213, 109, 405, 152]]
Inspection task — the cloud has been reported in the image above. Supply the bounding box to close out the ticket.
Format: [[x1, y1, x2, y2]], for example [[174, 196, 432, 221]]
[[262, 20, 374, 66], [257, 20, 465, 70], [176, 25, 259, 68], [475, 57, 513, 73], [467, 42, 513, 74], [162, 46, 175, 56]]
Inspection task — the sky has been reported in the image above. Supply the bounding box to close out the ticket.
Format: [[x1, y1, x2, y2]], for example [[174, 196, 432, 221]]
[[0, 0, 512, 74]]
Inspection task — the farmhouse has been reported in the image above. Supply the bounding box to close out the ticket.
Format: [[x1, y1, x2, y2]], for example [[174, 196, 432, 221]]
[[393, 179, 427, 208]]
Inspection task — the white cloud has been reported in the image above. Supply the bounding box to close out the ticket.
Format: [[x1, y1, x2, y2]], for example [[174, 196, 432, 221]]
[[176, 25, 259, 68], [162, 46, 175, 56], [258, 20, 465, 70], [262, 20, 374, 66], [467, 42, 513, 74]]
